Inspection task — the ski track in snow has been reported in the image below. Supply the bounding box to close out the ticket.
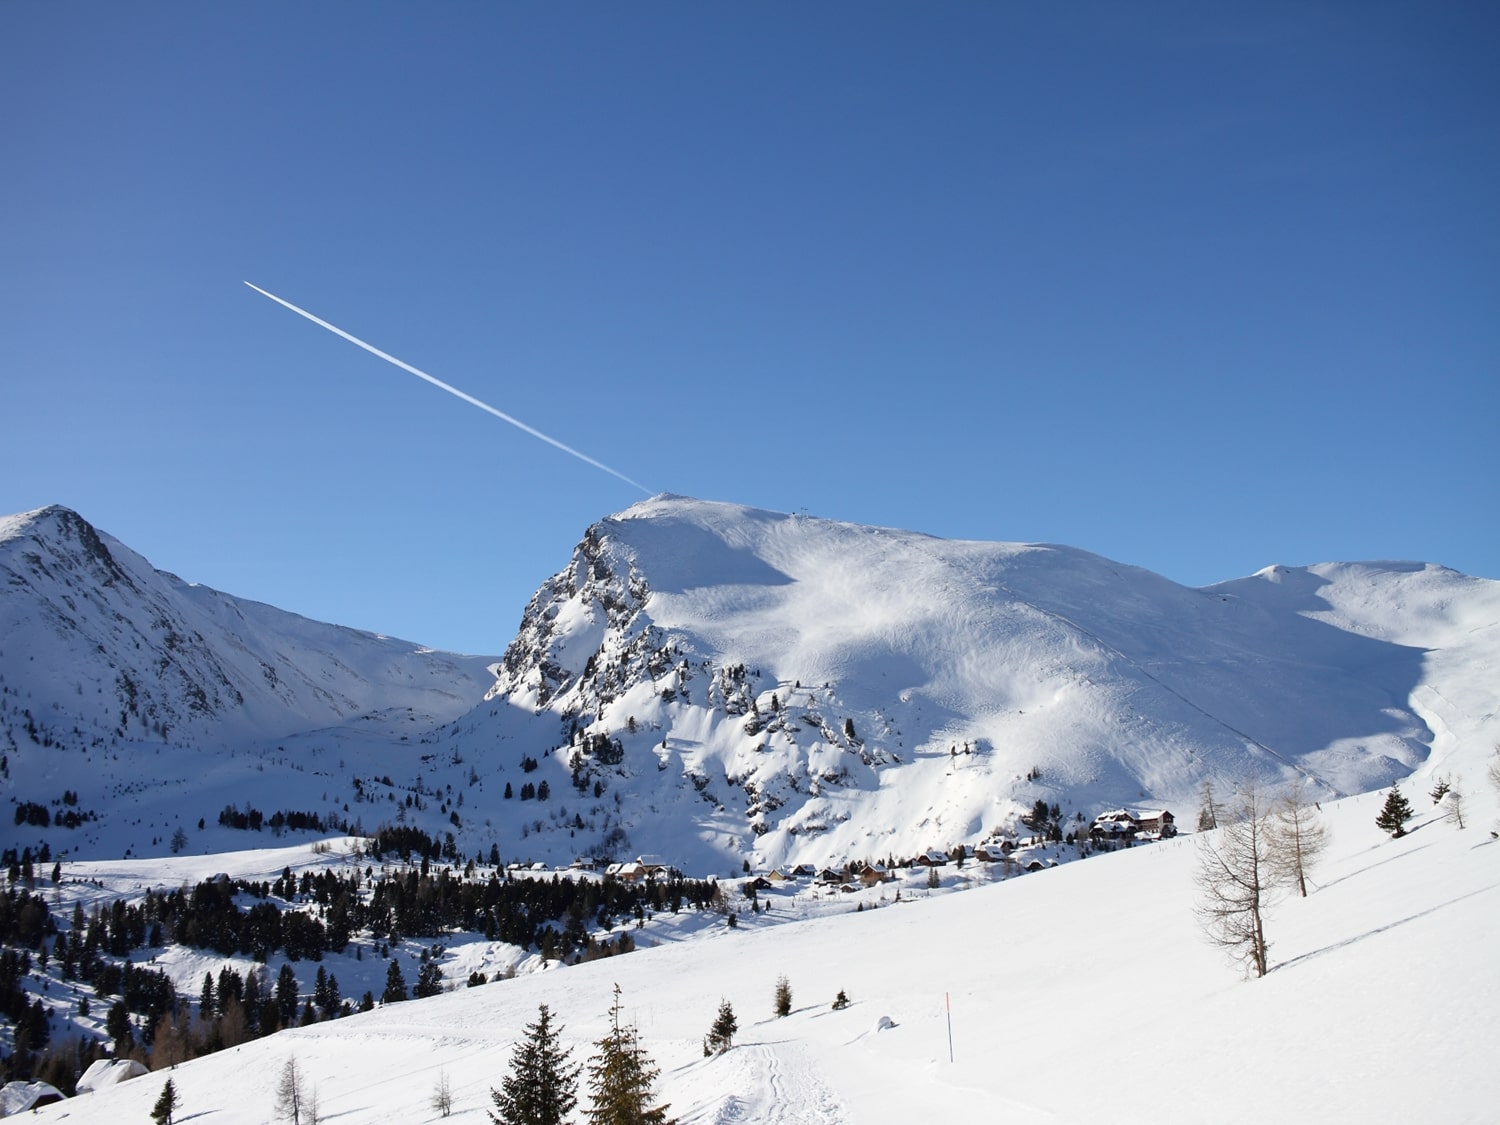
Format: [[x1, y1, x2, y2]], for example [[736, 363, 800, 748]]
[[679, 1041, 845, 1125]]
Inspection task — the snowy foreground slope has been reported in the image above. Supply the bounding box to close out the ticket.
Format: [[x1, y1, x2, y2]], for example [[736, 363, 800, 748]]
[[33, 774, 1499, 1125]]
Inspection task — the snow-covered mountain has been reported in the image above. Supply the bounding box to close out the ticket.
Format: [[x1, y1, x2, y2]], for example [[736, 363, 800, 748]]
[[456, 495, 1500, 871], [0, 505, 501, 857], [0, 505, 497, 749], [3, 498, 1497, 875]]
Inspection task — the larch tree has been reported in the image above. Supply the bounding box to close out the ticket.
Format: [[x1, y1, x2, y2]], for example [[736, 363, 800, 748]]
[[584, 984, 674, 1125], [490, 1002, 579, 1125], [1197, 779, 1220, 832], [1442, 778, 1467, 830], [1195, 779, 1277, 978], [1269, 778, 1327, 897], [274, 1057, 306, 1125]]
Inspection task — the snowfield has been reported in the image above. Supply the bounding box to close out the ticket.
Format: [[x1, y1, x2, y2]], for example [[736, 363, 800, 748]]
[[25, 769, 1499, 1125]]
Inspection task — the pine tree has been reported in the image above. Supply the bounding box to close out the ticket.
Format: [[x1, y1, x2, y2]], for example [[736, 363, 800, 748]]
[[584, 984, 674, 1125], [382, 960, 408, 1004], [415, 959, 444, 998], [1376, 783, 1414, 838], [151, 1078, 179, 1125], [490, 1003, 579, 1125], [773, 975, 792, 1018], [704, 998, 737, 1055], [276, 963, 299, 1025]]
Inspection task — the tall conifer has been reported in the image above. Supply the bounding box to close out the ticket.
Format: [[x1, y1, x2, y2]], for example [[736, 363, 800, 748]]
[[491, 1003, 579, 1125], [585, 984, 673, 1125]]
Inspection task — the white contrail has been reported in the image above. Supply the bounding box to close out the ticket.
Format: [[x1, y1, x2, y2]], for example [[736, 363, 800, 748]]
[[244, 281, 652, 495]]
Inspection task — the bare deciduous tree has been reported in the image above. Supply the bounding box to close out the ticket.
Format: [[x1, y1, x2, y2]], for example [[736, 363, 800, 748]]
[[275, 1057, 305, 1125], [432, 1069, 453, 1118], [1197, 779, 1220, 832], [1269, 778, 1327, 897], [1195, 779, 1277, 978], [1442, 779, 1467, 830]]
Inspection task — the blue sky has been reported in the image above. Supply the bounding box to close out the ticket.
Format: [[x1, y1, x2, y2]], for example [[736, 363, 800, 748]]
[[3, 2, 1496, 655]]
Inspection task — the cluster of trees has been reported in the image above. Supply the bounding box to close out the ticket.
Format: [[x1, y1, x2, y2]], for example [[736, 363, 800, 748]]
[[491, 990, 674, 1125], [1021, 799, 1064, 842], [12, 793, 98, 830], [0, 849, 726, 1088], [1195, 778, 1327, 978], [218, 805, 338, 835], [1200, 750, 1500, 979]]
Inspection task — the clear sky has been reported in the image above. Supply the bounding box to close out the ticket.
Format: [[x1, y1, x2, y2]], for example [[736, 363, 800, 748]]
[[3, 2, 1496, 655]]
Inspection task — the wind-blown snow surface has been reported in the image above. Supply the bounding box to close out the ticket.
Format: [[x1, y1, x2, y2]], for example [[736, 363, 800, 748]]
[[31, 774, 1500, 1124]]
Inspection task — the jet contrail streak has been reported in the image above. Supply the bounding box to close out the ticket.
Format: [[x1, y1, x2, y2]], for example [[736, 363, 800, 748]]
[[244, 281, 652, 495]]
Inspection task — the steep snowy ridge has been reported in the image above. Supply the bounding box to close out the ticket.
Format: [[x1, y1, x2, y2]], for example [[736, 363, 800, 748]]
[[0, 505, 497, 751]]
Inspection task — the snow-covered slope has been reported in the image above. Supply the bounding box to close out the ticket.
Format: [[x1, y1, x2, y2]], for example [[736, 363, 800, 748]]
[[467, 495, 1498, 871], [29, 764, 1500, 1125], [0, 505, 496, 749]]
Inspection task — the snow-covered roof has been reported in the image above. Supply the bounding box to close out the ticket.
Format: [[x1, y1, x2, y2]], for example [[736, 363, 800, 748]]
[[0, 1081, 65, 1115], [77, 1058, 149, 1093]]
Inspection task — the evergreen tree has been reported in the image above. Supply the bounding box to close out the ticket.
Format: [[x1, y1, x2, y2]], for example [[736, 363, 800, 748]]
[[773, 975, 792, 1018], [1376, 784, 1414, 838], [151, 1078, 179, 1125], [490, 1003, 579, 1125], [415, 959, 444, 998], [584, 984, 674, 1125], [382, 959, 408, 1004], [276, 963, 299, 1025], [704, 998, 737, 1055]]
